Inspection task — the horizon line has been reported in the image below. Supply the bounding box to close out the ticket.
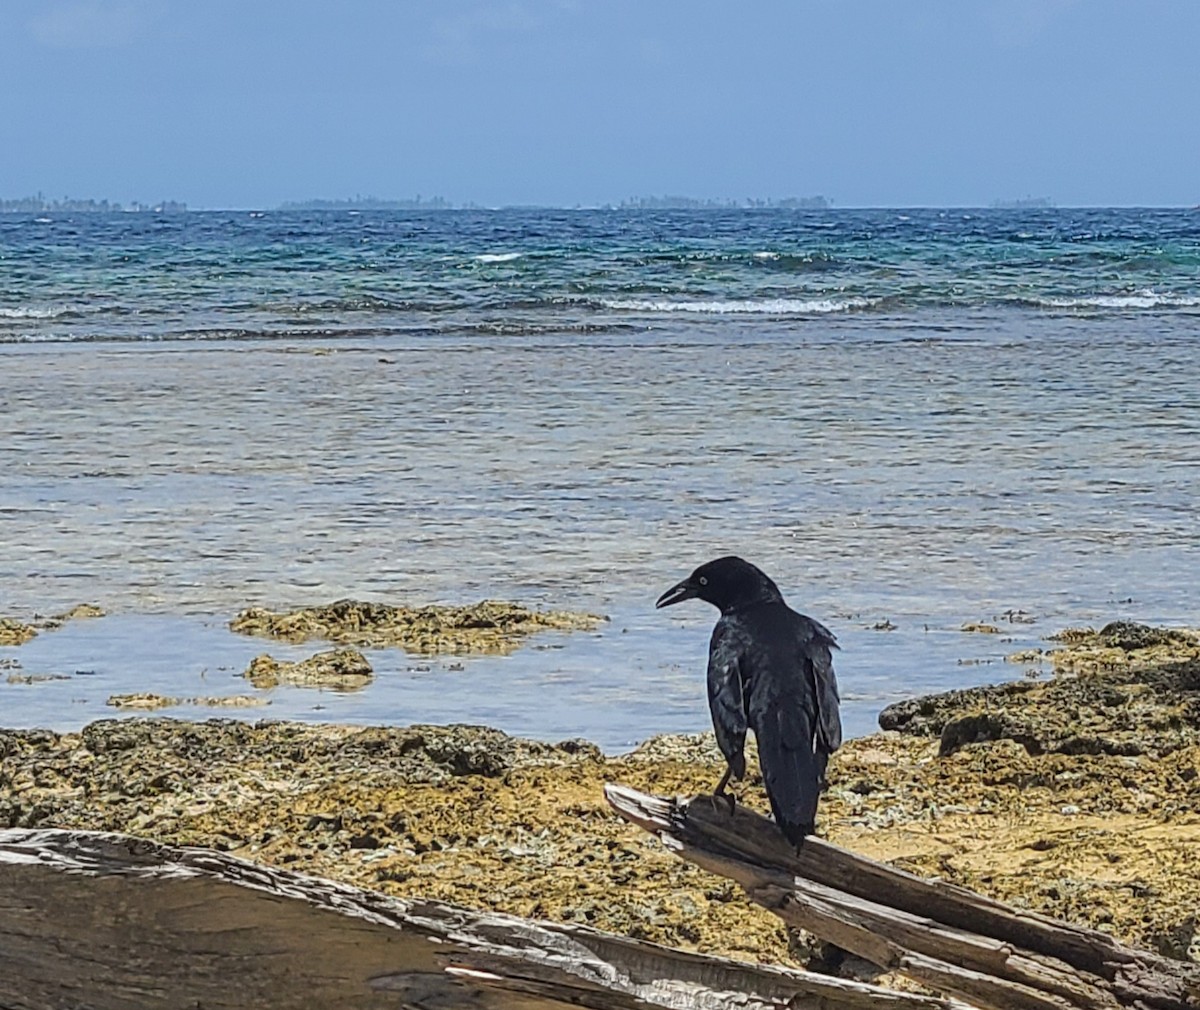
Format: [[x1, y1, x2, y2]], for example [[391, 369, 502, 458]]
[[3, 201, 1199, 213]]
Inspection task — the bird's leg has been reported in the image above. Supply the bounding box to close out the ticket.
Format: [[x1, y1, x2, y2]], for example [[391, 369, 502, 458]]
[[712, 766, 737, 815]]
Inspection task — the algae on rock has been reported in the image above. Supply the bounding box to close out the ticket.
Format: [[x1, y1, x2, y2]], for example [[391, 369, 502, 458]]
[[39, 603, 106, 629], [0, 619, 38, 646], [880, 621, 1200, 757], [0, 604, 107, 646], [242, 648, 373, 691], [106, 693, 268, 710], [230, 598, 604, 654]]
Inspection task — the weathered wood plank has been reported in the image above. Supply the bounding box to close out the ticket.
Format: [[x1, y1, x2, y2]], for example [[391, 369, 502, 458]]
[[604, 785, 1200, 1010], [0, 828, 973, 1010]]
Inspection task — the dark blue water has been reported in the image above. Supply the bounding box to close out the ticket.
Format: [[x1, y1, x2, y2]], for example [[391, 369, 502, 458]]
[[2, 208, 1198, 344], [1, 209, 1198, 748]]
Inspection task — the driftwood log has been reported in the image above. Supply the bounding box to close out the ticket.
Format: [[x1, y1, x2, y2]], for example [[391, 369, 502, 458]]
[[0, 827, 969, 1010], [605, 785, 1200, 1010]]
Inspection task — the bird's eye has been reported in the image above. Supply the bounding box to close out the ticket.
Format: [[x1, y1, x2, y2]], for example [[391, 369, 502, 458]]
[[698, 576, 708, 586]]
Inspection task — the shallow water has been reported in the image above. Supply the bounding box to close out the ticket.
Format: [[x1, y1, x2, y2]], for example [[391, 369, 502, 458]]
[[3, 319, 1197, 748], [2, 609, 1039, 749], [2, 209, 1198, 748]]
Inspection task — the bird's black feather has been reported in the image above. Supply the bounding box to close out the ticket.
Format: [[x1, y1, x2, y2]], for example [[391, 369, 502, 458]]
[[706, 621, 748, 779], [658, 556, 842, 845], [730, 603, 836, 842]]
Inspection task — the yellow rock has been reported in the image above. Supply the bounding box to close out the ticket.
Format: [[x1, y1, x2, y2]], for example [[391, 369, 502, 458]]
[[230, 598, 605, 655], [242, 648, 374, 690], [0, 618, 38, 646]]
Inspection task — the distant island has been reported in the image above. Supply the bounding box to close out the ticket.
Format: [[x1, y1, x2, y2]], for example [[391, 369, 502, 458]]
[[5, 193, 839, 213], [0, 194, 186, 213], [989, 196, 1055, 210], [277, 194, 832, 211], [616, 195, 831, 210], [278, 195, 464, 210]]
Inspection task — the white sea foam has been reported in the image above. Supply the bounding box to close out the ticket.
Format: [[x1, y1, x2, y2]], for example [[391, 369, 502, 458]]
[[474, 252, 522, 263], [0, 332, 77, 343], [602, 296, 871, 315], [752, 251, 780, 260], [1038, 290, 1200, 310], [0, 305, 74, 319]]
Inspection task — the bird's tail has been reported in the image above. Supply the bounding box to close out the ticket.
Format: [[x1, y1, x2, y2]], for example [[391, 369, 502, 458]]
[[757, 722, 821, 846]]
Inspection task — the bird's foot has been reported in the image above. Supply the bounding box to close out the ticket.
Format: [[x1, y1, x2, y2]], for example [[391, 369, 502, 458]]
[[711, 788, 736, 816], [709, 765, 739, 816]]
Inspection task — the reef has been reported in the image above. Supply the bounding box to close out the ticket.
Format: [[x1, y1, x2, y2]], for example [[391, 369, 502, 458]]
[[2, 620, 1198, 970], [106, 693, 268, 710], [0, 619, 37, 647], [229, 598, 605, 655], [38, 603, 106, 630], [241, 648, 374, 690], [0, 603, 107, 645], [879, 621, 1200, 756]]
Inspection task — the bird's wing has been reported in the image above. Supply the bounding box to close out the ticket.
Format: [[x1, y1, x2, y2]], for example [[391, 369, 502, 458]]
[[706, 620, 747, 778], [806, 621, 842, 756], [746, 612, 841, 845], [748, 665, 819, 844]]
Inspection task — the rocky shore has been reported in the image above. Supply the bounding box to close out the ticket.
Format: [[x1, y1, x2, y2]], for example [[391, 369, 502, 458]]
[[0, 604, 105, 646], [2, 620, 1198, 971], [229, 598, 605, 654]]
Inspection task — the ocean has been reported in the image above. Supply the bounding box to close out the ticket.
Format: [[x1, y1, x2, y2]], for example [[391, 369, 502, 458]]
[[2, 207, 1198, 748]]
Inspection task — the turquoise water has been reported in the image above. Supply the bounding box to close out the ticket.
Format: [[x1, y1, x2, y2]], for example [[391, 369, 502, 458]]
[[3, 208, 1199, 344], [1, 209, 1198, 748]]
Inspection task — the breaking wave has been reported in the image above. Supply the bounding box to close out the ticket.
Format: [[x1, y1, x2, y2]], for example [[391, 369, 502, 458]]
[[601, 296, 873, 315], [474, 252, 523, 263], [0, 305, 79, 320], [1032, 290, 1200, 310]]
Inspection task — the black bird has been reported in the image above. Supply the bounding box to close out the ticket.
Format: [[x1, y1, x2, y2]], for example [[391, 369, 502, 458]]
[[656, 556, 841, 844]]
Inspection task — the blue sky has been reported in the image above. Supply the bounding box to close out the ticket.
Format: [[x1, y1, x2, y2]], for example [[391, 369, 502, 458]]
[[2, 0, 1197, 208]]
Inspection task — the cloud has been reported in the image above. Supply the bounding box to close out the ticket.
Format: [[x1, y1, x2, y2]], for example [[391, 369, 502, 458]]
[[29, 0, 160, 49]]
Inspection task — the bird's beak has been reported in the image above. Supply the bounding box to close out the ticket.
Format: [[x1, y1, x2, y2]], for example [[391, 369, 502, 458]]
[[655, 578, 698, 609]]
